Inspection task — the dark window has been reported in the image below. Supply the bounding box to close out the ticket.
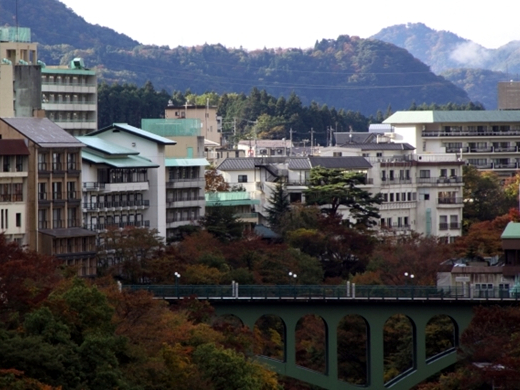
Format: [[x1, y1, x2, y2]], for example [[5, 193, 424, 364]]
[[16, 213, 21, 227], [238, 175, 247, 183]]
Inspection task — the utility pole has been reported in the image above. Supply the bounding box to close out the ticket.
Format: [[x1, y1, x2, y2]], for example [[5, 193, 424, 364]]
[[310, 128, 314, 156], [289, 128, 293, 156], [233, 118, 237, 149]]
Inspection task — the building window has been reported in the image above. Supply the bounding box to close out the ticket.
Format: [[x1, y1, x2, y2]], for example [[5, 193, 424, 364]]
[[16, 213, 21, 227], [419, 170, 430, 178], [238, 175, 248, 183]]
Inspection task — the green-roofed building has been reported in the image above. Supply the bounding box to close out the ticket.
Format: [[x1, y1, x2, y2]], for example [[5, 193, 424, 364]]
[[205, 191, 260, 226], [384, 110, 520, 176]]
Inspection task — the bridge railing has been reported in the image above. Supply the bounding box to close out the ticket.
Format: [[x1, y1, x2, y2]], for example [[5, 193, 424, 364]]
[[122, 284, 520, 300]]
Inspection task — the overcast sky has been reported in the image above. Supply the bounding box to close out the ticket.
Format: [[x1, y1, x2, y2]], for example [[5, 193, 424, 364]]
[[59, 0, 519, 50]]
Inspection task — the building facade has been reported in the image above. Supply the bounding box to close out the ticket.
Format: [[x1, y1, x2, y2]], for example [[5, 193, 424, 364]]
[[384, 110, 520, 176], [0, 117, 96, 275], [165, 103, 221, 145], [41, 58, 98, 136]]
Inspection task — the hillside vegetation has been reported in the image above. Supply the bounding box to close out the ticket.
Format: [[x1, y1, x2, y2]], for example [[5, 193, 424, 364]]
[[1, 1, 470, 116]]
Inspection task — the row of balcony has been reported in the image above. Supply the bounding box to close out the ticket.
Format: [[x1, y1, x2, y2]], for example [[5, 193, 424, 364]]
[[438, 197, 463, 205], [38, 219, 82, 229], [83, 220, 151, 231], [0, 194, 23, 202], [439, 222, 462, 230], [38, 162, 80, 173], [39, 191, 81, 202], [470, 162, 519, 170], [83, 200, 150, 210], [423, 130, 520, 137], [446, 146, 520, 153]]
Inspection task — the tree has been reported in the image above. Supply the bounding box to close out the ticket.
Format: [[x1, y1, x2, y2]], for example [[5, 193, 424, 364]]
[[305, 167, 382, 227], [200, 205, 244, 242], [264, 181, 290, 232], [205, 166, 230, 192], [463, 165, 508, 227]]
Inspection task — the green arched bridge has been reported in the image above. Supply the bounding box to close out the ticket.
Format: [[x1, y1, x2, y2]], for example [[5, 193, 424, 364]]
[[124, 284, 519, 389]]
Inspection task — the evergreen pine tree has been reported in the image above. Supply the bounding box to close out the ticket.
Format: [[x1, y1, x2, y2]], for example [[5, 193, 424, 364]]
[[265, 181, 290, 232]]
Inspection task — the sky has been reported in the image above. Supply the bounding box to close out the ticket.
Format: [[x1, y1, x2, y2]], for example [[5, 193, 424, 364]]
[[59, 0, 519, 50]]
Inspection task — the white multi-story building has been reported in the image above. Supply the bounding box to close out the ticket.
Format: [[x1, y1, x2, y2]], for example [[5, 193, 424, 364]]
[[41, 58, 98, 136], [217, 149, 464, 241], [78, 135, 161, 235], [82, 123, 176, 240], [383, 110, 520, 177]]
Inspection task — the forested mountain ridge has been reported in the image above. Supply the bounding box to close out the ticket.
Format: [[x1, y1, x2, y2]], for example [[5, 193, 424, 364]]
[[372, 23, 520, 109], [0, 0, 471, 116]]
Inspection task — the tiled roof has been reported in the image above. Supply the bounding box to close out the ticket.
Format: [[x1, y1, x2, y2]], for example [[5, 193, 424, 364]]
[[384, 110, 520, 124], [288, 158, 311, 170], [82, 150, 159, 168], [1, 118, 84, 148], [76, 136, 139, 156], [238, 139, 293, 148], [334, 132, 375, 145], [217, 158, 256, 171], [39, 227, 96, 238], [309, 156, 372, 169], [90, 123, 177, 145], [338, 143, 415, 151]]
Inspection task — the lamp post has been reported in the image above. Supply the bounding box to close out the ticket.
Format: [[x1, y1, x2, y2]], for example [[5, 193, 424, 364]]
[[289, 271, 297, 298], [404, 272, 415, 298], [175, 272, 181, 298]]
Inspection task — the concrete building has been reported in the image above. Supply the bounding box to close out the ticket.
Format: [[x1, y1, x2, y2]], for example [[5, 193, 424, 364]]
[[141, 119, 208, 240], [217, 148, 464, 240], [77, 135, 161, 234], [237, 139, 293, 158], [0, 27, 41, 118], [384, 110, 520, 176], [0, 139, 30, 246], [41, 58, 98, 136], [498, 81, 520, 110], [165, 103, 221, 145], [0, 117, 96, 275], [85, 123, 176, 240]]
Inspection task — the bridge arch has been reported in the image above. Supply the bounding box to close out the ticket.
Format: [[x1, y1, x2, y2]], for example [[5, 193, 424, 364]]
[[212, 300, 474, 390]]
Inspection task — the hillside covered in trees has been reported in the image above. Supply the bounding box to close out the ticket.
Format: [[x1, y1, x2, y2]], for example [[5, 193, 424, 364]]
[[0, 0, 471, 116]]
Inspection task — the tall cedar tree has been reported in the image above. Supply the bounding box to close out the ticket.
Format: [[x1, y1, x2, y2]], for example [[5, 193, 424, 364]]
[[305, 167, 382, 228], [265, 181, 290, 232], [200, 205, 244, 242]]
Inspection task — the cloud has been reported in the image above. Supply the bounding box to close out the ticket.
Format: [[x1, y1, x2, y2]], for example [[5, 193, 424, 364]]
[[450, 42, 491, 68]]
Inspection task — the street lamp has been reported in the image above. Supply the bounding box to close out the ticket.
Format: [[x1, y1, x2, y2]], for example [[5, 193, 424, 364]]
[[404, 272, 415, 284], [288, 271, 297, 283], [175, 272, 181, 297]]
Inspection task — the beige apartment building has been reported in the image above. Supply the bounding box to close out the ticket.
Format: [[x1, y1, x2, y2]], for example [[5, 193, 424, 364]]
[[165, 103, 221, 145], [0, 117, 96, 276]]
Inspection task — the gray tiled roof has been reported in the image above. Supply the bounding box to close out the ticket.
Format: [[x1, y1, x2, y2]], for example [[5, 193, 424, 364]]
[[217, 158, 256, 170], [1, 118, 84, 148], [334, 132, 376, 145], [338, 143, 415, 151], [287, 158, 311, 170], [309, 156, 372, 169]]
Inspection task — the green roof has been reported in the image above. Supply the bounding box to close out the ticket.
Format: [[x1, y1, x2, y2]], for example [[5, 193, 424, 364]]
[[76, 136, 139, 156], [501, 222, 520, 240], [165, 158, 209, 167], [384, 110, 520, 124], [142, 118, 202, 137], [81, 150, 159, 168], [41, 68, 95, 76], [205, 191, 260, 207], [90, 123, 177, 145]]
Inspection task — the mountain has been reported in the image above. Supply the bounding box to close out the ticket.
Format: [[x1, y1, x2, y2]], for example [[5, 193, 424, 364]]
[[372, 23, 520, 109], [1, 1, 471, 116]]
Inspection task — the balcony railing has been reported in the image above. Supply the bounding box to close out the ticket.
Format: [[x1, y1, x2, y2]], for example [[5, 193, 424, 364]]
[[84, 220, 151, 231], [83, 182, 105, 191], [52, 162, 65, 172], [417, 176, 463, 184], [38, 221, 49, 229], [83, 200, 150, 210], [53, 219, 65, 228], [68, 191, 81, 200], [38, 192, 49, 201], [38, 162, 49, 172], [438, 197, 463, 205], [67, 219, 82, 228], [0, 194, 23, 202], [381, 178, 412, 185], [423, 130, 520, 137]]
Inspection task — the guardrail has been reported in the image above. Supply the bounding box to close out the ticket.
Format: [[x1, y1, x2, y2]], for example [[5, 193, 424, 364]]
[[123, 284, 520, 301]]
